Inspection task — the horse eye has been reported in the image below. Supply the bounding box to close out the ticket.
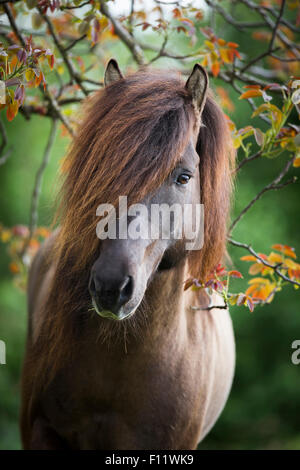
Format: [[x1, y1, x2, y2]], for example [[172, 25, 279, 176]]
[[176, 173, 191, 185]]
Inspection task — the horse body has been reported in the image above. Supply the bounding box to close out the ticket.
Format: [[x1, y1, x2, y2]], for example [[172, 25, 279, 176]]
[[21, 62, 235, 449], [23, 232, 234, 449]]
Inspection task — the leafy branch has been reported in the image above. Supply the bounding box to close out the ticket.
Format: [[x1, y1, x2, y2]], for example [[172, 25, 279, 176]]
[[0, 0, 299, 312]]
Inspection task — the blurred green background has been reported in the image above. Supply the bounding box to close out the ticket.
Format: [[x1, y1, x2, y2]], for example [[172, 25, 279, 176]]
[[0, 1, 299, 450]]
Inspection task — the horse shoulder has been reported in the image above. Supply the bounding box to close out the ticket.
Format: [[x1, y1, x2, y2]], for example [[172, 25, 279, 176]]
[[198, 291, 235, 441], [27, 228, 59, 343]]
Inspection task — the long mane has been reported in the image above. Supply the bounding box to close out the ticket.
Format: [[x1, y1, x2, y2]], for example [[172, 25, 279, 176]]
[[24, 68, 234, 412]]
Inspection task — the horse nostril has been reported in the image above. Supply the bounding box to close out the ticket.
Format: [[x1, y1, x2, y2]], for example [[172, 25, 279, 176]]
[[119, 275, 133, 305], [89, 276, 96, 297], [89, 271, 134, 315]]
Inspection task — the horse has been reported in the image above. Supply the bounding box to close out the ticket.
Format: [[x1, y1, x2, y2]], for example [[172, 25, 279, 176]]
[[20, 60, 235, 450]]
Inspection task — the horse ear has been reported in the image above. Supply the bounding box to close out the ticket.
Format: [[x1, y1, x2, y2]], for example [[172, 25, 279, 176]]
[[185, 64, 209, 114], [104, 59, 124, 86]]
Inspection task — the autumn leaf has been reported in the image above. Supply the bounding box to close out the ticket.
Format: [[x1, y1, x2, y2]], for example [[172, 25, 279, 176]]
[[9, 262, 20, 274], [293, 156, 300, 167], [47, 54, 55, 70], [204, 40, 215, 51], [228, 270, 243, 279], [254, 128, 265, 146], [236, 293, 247, 306], [34, 226, 51, 238], [272, 244, 297, 259], [1, 229, 11, 242], [249, 263, 263, 275], [12, 225, 29, 237], [25, 68, 35, 82], [172, 7, 182, 19], [184, 278, 202, 291], [240, 255, 257, 262], [268, 252, 283, 264], [246, 297, 254, 312], [246, 278, 277, 303], [251, 103, 283, 124], [211, 62, 220, 77], [227, 41, 238, 48], [220, 48, 231, 63], [216, 86, 235, 112], [6, 100, 18, 121], [184, 278, 195, 291], [284, 258, 300, 270], [239, 89, 262, 99]]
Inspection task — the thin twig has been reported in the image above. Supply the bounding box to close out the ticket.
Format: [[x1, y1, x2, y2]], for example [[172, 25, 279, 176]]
[[43, 87, 75, 136], [235, 151, 262, 173], [0, 118, 12, 165], [240, 47, 280, 75], [21, 119, 58, 258], [269, 0, 286, 52], [3, 3, 75, 134], [128, 0, 135, 36], [204, 0, 266, 31], [38, 7, 88, 96], [229, 156, 296, 233], [190, 303, 228, 311], [239, 0, 300, 57], [100, 1, 145, 65], [228, 238, 300, 287], [61, 0, 91, 10], [3, 3, 26, 47], [148, 32, 169, 64], [64, 34, 87, 52], [271, 53, 299, 62]]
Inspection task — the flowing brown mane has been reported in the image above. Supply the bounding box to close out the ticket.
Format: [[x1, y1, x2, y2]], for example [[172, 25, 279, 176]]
[[23, 68, 234, 420], [57, 69, 197, 273], [191, 94, 234, 280]]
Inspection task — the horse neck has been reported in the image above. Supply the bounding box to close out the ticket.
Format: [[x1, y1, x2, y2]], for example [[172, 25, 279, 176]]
[[140, 259, 189, 336]]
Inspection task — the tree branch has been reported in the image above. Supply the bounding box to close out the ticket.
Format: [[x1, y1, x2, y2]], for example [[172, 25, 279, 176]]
[[100, 1, 145, 65], [0, 117, 12, 165], [269, 0, 286, 52], [228, 238, 300, 287], [204, 0, 266, 31], [239, 0, 300, 57], [190, 303, 228, 311], [229, 156, 296, 233], [3, 3, 26, 47], [21, 119, 58, 258], [38, 7, 88, 96], [235, 151, 262, 173], [64, 34, 87, 52], [60, 0, 91, 10]]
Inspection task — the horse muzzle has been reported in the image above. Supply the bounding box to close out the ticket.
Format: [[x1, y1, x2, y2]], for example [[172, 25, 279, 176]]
[[89, 273, 134, 321]]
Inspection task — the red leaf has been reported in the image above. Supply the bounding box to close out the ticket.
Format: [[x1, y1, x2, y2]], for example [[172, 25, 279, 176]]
[[239, 89, 262, 99], [236, 293, 246, 306], [228, 270, 243, 279], [172, 7, 182, 19], [246, 297, 254, 312], [211, 62, 220, 77]]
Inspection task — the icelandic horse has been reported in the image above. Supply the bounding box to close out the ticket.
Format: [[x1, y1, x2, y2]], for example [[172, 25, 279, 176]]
[[21, 60, 235, 450]]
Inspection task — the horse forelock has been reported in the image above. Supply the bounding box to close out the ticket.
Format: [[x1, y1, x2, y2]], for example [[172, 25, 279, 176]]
[[53, 70, 198, 272]]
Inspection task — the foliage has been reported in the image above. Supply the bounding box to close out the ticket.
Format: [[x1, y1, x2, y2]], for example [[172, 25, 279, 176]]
[[1, 0, 299, 313], [0, 0, 299, 451]]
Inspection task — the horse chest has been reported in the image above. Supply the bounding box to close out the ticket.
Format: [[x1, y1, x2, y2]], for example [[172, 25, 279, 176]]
[[43, 355, 200, 449], [41, 312, 234, 450]]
